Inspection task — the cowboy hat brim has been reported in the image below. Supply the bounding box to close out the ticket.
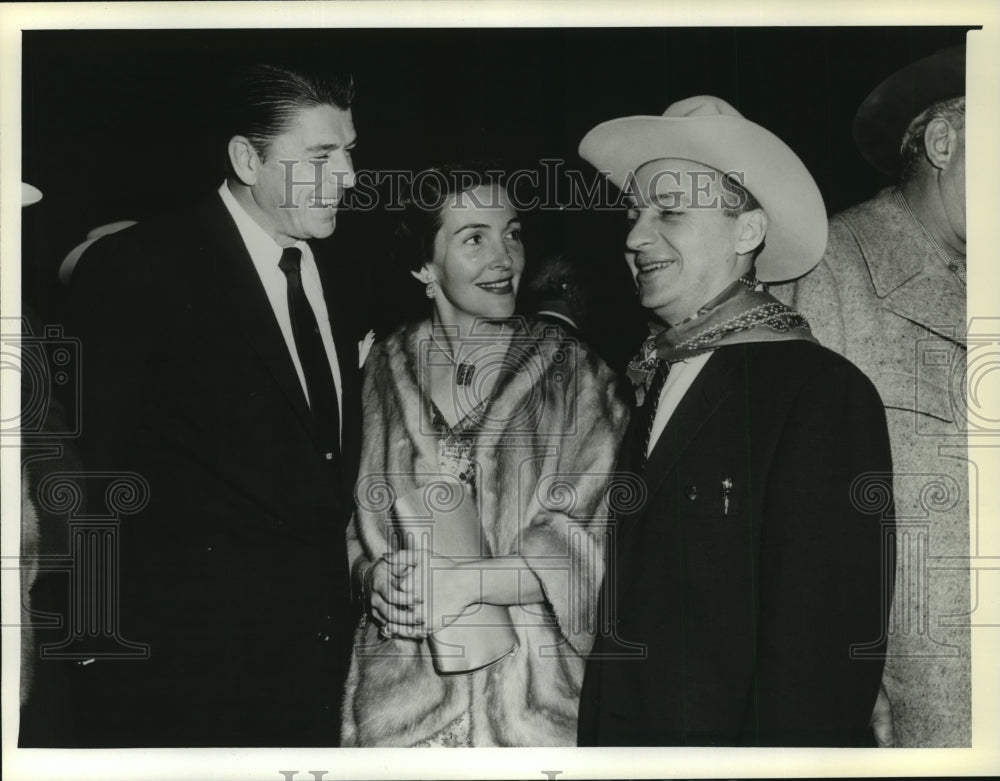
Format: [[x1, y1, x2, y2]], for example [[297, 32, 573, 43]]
[[21, 183, 43, 207], [579, 112, 827, 282]]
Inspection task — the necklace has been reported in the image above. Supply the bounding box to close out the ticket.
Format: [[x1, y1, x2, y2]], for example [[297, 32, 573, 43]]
[[428, 329, 476, 386]]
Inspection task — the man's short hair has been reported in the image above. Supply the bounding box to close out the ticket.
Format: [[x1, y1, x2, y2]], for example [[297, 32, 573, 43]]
[[223, 64, 354, 162], [519, 252, 591, 322], [898, 96, 965, 182], [721, 173, 765, 264]]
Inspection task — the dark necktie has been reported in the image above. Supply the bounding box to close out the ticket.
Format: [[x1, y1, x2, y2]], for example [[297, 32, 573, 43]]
[[278, 247, 340, 459], [635, 360, 670, 473]]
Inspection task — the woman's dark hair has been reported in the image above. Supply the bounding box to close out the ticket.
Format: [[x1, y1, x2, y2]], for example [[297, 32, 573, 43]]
[[222, 64, 354, 161], [391, 161, 509, 274]]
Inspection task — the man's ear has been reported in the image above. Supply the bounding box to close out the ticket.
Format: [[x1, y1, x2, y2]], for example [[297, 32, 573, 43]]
[[735, 209, 768, 256], [228, 136, 260, 186], [923, 117, 959, 171]]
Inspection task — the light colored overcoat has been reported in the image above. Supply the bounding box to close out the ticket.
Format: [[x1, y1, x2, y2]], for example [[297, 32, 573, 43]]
[[773, 186, 970, 747]]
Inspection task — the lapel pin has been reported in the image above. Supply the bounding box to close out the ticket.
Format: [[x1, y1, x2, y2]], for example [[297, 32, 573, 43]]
[[721, 477, 733, 516]]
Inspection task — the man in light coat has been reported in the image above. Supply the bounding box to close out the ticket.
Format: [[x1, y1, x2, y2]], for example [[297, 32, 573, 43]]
[[773, 45, 970, 747]]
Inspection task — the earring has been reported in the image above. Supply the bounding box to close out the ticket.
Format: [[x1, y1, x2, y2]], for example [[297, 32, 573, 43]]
[[425, 280, 436, 299]]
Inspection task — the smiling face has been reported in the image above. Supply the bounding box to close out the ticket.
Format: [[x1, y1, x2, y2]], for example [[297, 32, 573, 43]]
[[423, 184, 524, 329], [624, 158, 760, 326], [241, 103, 357, 246]]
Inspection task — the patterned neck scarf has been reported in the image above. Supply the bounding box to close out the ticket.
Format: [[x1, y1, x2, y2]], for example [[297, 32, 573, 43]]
[[626, 277, 817, 406]]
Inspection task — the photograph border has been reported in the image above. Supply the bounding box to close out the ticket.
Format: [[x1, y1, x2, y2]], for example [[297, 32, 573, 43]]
[[2, 2, 998, 779]]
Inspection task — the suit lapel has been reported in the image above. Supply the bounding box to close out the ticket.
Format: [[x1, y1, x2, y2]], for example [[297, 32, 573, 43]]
[[638, 348, 743, 506], [196, 195, 317, 440], [847, 188, 967, 346], [879, 265, 966, 346]]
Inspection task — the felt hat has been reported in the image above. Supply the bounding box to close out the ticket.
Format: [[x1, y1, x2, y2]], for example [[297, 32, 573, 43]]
[[59, 220, 137, 285], [853, 44, 966, 177], [579, 95, 827, 282]]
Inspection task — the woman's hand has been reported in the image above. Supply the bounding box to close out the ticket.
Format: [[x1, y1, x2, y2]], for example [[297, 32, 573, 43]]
[[870, 681, 896, 747], [388, 550, 479, 639], [364, 549, 424, 638]]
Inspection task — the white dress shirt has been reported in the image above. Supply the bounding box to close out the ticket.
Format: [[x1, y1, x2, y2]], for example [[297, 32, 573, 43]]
[[646, 351, 713, 457], [218, 183, 343, 444]]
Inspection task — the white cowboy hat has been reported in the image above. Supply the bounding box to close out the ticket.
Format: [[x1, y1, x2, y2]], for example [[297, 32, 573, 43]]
[[578, 95, 827, 282], [21, 182, 43, 207]]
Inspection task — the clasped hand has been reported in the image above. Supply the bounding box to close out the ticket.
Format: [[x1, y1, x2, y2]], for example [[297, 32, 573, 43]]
[[365, 549, 480, 640]]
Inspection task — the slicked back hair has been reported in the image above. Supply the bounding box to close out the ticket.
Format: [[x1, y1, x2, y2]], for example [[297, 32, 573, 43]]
[[223, 64, 354, 162]]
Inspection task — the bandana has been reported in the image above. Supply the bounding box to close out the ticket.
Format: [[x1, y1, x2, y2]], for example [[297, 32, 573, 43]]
[[627, 277, 817, 406]]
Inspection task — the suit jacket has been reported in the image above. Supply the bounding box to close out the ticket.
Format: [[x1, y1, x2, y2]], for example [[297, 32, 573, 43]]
[[771, 187, 969, 747], [68, 193, 366, 746], [578, 340, 893, 747]]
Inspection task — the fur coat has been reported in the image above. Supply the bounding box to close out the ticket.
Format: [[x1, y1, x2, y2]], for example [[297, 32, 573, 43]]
[[341, 318, 629, 746], [21, 474, 40, 706], [772, 187, 969, 747]]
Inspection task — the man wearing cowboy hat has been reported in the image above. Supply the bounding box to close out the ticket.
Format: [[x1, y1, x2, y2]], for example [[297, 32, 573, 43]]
[[773, 44, 970, 747], [576, 96, 894, 746]]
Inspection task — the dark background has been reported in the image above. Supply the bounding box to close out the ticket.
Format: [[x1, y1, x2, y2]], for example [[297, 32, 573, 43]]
[[21, 26, 970, 367]]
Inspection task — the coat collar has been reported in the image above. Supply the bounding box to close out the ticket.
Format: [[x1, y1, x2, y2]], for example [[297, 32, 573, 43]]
[[394, 317, 541, 448], [841, 187, 966, 345]]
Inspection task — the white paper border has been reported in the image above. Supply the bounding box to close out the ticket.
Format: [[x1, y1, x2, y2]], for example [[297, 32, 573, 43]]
[[2, 2, 998, 779]]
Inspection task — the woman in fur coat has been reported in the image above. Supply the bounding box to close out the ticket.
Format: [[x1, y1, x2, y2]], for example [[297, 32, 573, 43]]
[[341, 165, 629, 746]]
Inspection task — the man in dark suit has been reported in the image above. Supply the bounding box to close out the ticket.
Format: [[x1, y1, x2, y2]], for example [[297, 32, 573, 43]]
[[68, 65, 365, 747], [576, 96, 895, 746]]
